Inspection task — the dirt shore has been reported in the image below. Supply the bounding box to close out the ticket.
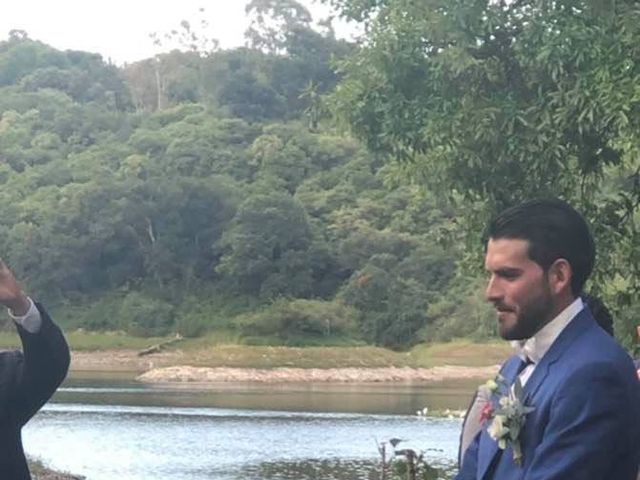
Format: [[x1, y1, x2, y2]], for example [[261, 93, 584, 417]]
[[30, 461, 84, 480], [136, 364, 500, 383], [32, 470, 83, 480], [70, 348, 501, 384], [71, 349, 183, 372]]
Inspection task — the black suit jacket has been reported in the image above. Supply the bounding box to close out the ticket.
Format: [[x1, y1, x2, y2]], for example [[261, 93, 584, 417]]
[[0, 303, 70, 479]]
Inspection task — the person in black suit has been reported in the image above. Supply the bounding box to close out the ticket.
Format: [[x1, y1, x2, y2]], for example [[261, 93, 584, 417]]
[[0, 260, 70, 479]]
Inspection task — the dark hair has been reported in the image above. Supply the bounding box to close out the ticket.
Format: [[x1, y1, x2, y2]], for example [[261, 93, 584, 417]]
[[487, 198, 595, 296], [582, 294, 614, 336]]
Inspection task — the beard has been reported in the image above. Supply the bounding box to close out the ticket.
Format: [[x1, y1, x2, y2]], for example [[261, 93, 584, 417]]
[[496, 283, 555, 340]]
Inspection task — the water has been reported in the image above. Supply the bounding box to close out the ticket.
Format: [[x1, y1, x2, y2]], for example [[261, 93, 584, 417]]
[[23, 374, 474, 479]]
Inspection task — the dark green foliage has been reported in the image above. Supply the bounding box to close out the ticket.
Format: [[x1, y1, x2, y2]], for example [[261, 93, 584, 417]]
[[120, 292, 175, 337], [216, 192, 318, 299], [0, 1, 633, 352], [235, 298, 359, 345], [51, 293, 125, 331], [0, 14, 482, 347], [329, 0, 640, 348], [418, 278, 497, 342], [0, 34, 131, 110]]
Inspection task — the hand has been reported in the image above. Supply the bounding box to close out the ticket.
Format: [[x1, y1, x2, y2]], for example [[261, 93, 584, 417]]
[[0, 260, 30, 316]]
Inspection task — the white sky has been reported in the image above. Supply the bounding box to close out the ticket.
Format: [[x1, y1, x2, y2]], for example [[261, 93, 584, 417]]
[[0, 0, 352, 65]]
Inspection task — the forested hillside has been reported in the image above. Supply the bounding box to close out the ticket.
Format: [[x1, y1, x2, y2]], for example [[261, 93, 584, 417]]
[[0, 0, 637, 350]]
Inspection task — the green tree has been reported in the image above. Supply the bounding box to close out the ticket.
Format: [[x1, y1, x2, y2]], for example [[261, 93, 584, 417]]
[[245, 0, 312, 53], [328, 0, 640, 345], [216, 191, 320, 298], [234, 298, 359, 345]]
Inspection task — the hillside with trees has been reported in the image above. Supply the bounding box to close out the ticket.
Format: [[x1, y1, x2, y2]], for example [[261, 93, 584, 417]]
[[0, 0, 637, 350]]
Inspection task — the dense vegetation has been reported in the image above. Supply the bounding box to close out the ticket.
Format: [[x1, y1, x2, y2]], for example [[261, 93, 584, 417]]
[[0, 0, 637, 350]]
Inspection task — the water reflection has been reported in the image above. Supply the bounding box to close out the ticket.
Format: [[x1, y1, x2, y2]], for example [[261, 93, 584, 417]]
[[55, 373, 480, 414], [241, 458, 457, 480], [24, 374, 470, 480], [241, 459, 380, 480]]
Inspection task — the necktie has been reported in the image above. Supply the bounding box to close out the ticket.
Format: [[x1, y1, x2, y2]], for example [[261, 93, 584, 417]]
[[516, 356, 534, 375]]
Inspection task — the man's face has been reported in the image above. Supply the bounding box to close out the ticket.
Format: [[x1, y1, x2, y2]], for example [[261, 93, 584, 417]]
[[484, 238, 554, 340]]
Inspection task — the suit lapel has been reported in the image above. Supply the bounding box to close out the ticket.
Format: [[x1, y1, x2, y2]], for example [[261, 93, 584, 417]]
[[522, 309, 593, 403], [477, 356, 521, 479]]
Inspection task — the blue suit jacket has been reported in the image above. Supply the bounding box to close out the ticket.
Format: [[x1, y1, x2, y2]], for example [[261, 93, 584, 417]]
[[457, 308, 640, 480]]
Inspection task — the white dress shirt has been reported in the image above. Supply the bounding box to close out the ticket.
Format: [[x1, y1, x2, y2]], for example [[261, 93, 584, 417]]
[[511, 297, 584, 386], [7, 297, 42, 333]]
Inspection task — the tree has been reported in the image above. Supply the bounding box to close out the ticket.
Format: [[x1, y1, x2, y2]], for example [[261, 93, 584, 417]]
[[216, 191, 320, 299], [245, 0, 313, 53], [299, 80, 324, 131], [150, 10, 219, 58], [143, 9, 220, 112], [328, 0, 640, 345]]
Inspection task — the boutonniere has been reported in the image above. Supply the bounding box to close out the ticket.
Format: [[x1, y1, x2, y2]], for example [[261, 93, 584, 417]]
[[481, 374, 535, 466]]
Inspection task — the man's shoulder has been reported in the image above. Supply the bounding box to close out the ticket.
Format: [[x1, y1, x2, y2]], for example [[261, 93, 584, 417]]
[[559, 321, 638, 389], [575, 319, 630, 361]]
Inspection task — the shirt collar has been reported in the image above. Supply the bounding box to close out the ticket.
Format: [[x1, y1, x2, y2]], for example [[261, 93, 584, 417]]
[[511, 297, 584, 364]]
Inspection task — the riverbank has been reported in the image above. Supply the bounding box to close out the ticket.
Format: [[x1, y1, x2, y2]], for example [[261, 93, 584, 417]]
[[67, 341, 509, 384], [30, 459, 84, 479], [68, 340, 510, 370], [137, 364, 500, 383]]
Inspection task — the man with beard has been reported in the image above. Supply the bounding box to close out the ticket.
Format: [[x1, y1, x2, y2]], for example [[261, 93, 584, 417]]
[[456, 199, 640, 480], [0, 260, 70, 479]]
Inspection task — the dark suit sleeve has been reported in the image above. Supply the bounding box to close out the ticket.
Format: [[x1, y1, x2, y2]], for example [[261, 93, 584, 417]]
[[524, 362, 636, 480], [9, 303, 70, 426]]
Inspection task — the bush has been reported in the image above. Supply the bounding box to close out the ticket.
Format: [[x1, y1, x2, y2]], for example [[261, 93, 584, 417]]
[[417, 277, 496, 342], [234, 298, 359, 345], [119, 292, 175, 337], [175, 292, 257, 338], [175, 312, 208, 338], [338, 265, 432, 348], [51, 293, 124, 331]]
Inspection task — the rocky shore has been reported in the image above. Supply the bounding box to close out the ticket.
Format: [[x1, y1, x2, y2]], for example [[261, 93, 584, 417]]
[[137, 364, 500, 384], [30, 460, 84, 480], [32, 471, 84, 480]]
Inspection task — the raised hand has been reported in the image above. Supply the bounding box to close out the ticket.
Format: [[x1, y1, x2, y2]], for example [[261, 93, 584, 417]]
[[0, 260, 30, 316]]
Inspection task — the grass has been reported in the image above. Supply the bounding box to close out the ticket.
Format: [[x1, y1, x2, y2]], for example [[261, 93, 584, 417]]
[[0, 328, 511, 369], [0, 329, 169, 351], [406, 339, 512, 367], [162, 338, 511, 369]]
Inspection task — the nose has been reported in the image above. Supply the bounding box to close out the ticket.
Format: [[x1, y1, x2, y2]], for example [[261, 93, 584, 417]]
[[485, 275, 501, 303]]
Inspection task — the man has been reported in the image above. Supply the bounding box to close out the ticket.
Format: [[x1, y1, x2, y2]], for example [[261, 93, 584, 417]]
[[457, 199, 640, 480], [0, 260, 70, 479]]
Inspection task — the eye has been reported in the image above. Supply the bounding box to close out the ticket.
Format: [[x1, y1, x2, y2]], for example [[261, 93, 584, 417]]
[[497, 269, 521, 280]]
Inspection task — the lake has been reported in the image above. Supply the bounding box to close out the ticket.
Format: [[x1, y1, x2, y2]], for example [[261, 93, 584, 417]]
[[23, 373, 477, 479]]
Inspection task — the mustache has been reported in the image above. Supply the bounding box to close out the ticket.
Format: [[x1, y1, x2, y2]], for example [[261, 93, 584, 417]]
[[491, 302, 515, 312]]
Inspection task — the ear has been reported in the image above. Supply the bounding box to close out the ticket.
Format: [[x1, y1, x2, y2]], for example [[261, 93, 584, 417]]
[[547, 258, 572, 295]]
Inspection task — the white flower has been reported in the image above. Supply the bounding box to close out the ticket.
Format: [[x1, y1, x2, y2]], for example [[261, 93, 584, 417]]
[[485, 378, 499, 392], [481, 375, 535, 466], [488, 414, 510, 444]]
